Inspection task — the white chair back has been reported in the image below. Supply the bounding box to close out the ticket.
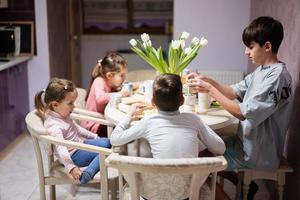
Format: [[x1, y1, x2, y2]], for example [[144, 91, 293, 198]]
[[75, 87, 87, 109], [106, 154, 227, 200]]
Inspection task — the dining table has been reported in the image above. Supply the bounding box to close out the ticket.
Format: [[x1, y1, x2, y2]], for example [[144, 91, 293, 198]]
[[105, 94, 238, 130]]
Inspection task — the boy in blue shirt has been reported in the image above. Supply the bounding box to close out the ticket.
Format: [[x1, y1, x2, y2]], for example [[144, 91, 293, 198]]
[[187, 16, 293, 198]]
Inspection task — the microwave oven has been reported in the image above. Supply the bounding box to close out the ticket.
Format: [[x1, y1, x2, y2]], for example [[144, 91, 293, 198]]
[[0, 26, 20, 57]]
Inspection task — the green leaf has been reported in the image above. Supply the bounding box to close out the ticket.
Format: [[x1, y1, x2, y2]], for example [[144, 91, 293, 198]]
[[129, 34, 206, 75]]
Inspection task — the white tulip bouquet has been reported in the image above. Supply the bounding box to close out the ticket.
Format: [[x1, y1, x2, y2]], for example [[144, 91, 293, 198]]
[[129, 32, 208, 75]]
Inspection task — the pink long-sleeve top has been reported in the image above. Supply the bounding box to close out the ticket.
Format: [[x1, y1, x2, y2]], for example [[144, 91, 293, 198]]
[[82, 77, 112, 133], [44, 111, 98, 173]]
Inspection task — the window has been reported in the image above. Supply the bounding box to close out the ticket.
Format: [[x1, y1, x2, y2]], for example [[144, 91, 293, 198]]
[[82, 0, 173, 35]]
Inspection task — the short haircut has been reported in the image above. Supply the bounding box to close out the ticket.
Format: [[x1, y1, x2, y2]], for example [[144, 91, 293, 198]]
[[242, 16, 284, 53], [152, 73, 183, 111]]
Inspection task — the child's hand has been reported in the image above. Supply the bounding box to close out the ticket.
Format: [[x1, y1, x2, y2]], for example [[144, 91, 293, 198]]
[[120, 87, 131, 97], [70, 166, 82, 181], [128, 103, 146, 117], [186, 72, 210, 93]]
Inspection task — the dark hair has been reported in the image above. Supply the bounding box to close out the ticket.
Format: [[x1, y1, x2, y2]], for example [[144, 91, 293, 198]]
[[152, 73, 183, 111], [34, 78, 77, 119], [86, 51, 128, 100], [242, 16, 284, 53]]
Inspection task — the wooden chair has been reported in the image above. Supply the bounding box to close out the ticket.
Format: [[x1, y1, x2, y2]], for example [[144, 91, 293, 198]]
[[106, 153, 227, 200], [238, 159, 293, 200], [74, 87, 87, 109], [25, 110, 118, 200], [73, 87, 106, 121], [73, 87, 115, 136]]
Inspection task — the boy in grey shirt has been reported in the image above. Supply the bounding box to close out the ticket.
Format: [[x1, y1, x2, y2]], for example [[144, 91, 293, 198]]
[[187, 16, 293, 171], [187, 16, 293, 198], [110, 74, 225, 158]]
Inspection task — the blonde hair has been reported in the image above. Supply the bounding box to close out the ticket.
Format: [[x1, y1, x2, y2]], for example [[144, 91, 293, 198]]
[[34, 78, 76, 120], [86, 51, 127, 100]]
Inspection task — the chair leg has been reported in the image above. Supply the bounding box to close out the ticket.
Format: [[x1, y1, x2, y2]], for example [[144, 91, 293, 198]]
[[211, 172, 217, 200], [70, 184, 77, 197], [218, 176, 224, 188], [119, 173, 125, 200], [242, 172, 252, 200], [129, 172, 140, 200], [277, 172, 286, 200], [235, 172, 243, 200], [110, 178, 118, 200], [49, 185, 56, 200], [39, 184, 46, 200]]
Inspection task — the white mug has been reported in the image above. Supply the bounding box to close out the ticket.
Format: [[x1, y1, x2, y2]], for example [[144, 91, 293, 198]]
[[197, 93, 211, 112], [183, 94, 196, 106], [144, 80, 154, 104], [181, 104, 194, 113], [180, 94, 196, 113]]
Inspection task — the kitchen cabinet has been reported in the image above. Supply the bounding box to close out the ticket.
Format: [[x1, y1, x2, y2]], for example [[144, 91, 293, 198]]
[[0, 59, 29, 151]]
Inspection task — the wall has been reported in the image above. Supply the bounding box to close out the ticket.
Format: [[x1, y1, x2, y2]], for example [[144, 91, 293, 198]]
[[80, 35, 169, 88], [27, 0, 50, 110], [174, 0, 250, 73], [250, 0, 300, 199]]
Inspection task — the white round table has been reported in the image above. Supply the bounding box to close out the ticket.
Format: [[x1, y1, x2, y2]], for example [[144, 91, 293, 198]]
[[104, 98, 237, 130]]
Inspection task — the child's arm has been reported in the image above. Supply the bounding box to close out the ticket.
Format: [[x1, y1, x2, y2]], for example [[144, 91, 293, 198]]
[[110, 103, 146, 146], [197, 120, 226, 155], [75, 122, 98, 139], [187, 72, 245, 120], [93, 78, 112, 105], [207, 85, 245, 120], [46, 125, 78, 173], [187, 72, 237, 100]]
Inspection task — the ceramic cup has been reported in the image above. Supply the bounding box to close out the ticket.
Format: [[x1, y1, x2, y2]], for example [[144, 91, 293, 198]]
[[183, 94, 196, 105], [181, 94, 196, 112], [197, 93, 211, 112], [144, 80, 154, 104], [122, 82, 133, 96]]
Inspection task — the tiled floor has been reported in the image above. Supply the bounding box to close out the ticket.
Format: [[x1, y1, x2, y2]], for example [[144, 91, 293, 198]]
[[0, 133, 270, 200]]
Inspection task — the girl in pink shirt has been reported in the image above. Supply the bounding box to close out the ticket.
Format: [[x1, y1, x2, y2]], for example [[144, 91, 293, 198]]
[[35, 78, 111, 184], [82, 52, 130, 137]]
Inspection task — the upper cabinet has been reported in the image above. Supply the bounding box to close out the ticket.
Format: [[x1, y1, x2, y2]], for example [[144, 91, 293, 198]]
[[82, 0, 173, 35], [0, 0, 35, 21]]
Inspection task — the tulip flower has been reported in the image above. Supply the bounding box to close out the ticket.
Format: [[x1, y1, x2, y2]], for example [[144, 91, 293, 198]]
[[141, 33, 150, 42], [184, 47, 192, 55], [129, 32, 208, 75], [129, 39, 137, 47], [180, 31, 190, 40], [200, 37, 208, 46]]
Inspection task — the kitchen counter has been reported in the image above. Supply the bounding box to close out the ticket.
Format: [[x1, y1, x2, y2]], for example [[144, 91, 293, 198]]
[[0, 56, 31, 71]]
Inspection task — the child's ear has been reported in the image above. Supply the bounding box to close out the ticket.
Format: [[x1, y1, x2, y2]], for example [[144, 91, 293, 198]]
[[51, 101, 59, 109], [264, 41, 272, 52], [105, 72, 114, 79], [151, 98, 156, 107]]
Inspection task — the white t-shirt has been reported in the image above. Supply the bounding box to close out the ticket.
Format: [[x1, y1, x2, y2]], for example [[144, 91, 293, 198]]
[[110, 110, 225, 158]]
